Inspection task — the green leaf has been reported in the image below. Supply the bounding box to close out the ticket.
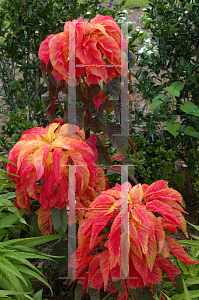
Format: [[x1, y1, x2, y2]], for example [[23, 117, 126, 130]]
[[165, 120, 181, 137], [0, 290, 31, 297], [88, 287, 100, 300], [4, 251, 43, 276], [113, 281, 123, 294], [149, 99, 164, 110], [129, 50, 136, 68], [75, 283, 83, 299], [180, 102, 199, 117], [33, 290, 43, 300], [163, 164, 173, 175], [51, 239, 68, 272], [161, 291, 172, 300], [173, 173, 185, 188], [29, 214, 41, 237], [177, 259, 189, 276], [165, 87, 180, 97], [52, 206, 68, 236], [139, 287, 153, 300], [171, 290, 199, 299], [0, 214, 19, 229], [170, 81, 184, 91], [0, 192, 16, 201], [185, 277, 199, 286], [0, 257, 27, 285], [182, 278, 191, 300], [184, 126, 199, 139], [0, 157, 17, 166], [165, 81, 184, 97], [17, 265, 52, 296], [3, 234, 62, 247], [187, 222, 199, 232], [178, 240, 199, 248]]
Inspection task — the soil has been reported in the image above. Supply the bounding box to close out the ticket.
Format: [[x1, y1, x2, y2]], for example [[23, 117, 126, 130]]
[[0, 7, 199, 300]]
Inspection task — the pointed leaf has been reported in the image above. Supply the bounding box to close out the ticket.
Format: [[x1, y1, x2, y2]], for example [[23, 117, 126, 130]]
[[146, 200, 181, 227], [166, 235, 199, 265], [51, 206, 68, 236], [105, 122, 128, 156], [95, 138, 111, 165], [89, 113, 107, 133]]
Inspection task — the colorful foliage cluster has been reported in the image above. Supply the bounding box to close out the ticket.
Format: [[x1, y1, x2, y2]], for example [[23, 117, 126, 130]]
[[6, 123, 106, 235], [38, 14, 128, 87], [69, 180, 198, 298], [5, 11, 199, 300]]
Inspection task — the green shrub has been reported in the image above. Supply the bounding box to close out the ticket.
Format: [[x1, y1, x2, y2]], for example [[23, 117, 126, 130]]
[[0, 159, 61, 299]]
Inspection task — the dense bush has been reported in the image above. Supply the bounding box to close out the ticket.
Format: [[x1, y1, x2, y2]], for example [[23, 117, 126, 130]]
[[131, 0, 199, 198]]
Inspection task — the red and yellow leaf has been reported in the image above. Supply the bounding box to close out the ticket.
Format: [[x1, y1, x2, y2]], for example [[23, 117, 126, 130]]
[[166, 235, 199, 265]]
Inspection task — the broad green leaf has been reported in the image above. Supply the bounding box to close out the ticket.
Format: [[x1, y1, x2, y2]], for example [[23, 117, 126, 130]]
[[51, 206, 68, 236], [75, 283, 83, 300], [170, 82, 184, 91], [33, 289, 43, 300], [173, 173, 185, 188], [165, 120, 181, 137], [184, 126, 199, 139], [180, 102, 199, 117], [165, 87, 180, 97], [113, 281, 123, 294], [149, 99, 164, 110], [139, 287, 153, 300], [88, 287, 100, 300], [129, 50, 136, 68], [29, 214, 40, 237], [165, 82, 184, 97], [163, 164, 173, 175]]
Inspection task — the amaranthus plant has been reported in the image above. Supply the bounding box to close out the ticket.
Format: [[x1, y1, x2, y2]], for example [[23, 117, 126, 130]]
[[38, 14, 136, 160], [6, 123, 107, 235], [69, 180, 199, 299]]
